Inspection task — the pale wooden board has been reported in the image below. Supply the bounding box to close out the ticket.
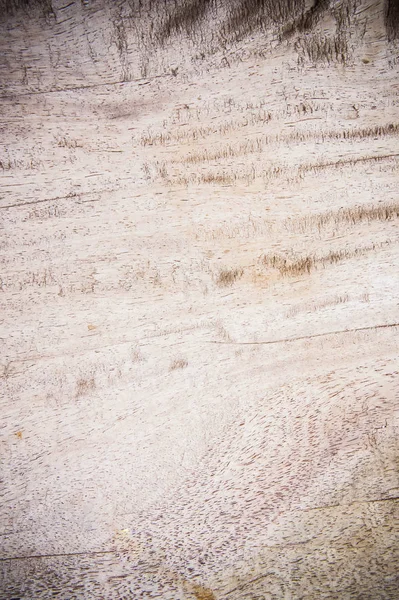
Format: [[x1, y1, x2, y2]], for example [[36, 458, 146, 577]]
[[1, 1, 399, 598]]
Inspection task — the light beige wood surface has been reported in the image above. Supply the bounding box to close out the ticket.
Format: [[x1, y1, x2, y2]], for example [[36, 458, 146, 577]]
[[1, 1, 398, 598]]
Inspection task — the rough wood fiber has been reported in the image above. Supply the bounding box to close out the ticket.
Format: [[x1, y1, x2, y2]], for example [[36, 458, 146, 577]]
[[1, 0, 398, 598]]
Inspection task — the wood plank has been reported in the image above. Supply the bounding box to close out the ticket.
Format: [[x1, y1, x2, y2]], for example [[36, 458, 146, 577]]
[[1, 1, 398, 597]]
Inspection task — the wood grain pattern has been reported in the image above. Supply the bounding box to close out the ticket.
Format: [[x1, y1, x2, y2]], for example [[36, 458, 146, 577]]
[[1, 1, 398, 598]]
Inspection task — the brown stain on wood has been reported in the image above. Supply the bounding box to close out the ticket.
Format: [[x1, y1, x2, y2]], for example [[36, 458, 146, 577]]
[[191, 583, 216, 600]]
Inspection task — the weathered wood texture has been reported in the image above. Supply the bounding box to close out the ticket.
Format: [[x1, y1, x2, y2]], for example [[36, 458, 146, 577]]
[[1, 0, 398, 598]]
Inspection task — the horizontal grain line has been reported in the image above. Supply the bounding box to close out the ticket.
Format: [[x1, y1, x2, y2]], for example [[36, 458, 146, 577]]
[[208, 322, 399, 346], [0, 73, 169, 100], [0, 196, 67, 210], [0, 189, 111, 210], [0, 549, 115, 562], [303, 152, 399, 171], [299, 495, 399, 512]]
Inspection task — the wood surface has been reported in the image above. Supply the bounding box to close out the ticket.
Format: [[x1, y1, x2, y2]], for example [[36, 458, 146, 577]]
[[1, 1, 398, 598]]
